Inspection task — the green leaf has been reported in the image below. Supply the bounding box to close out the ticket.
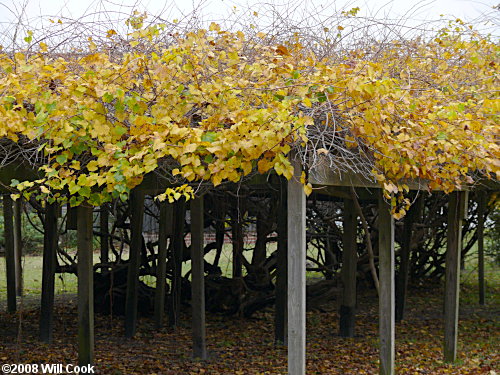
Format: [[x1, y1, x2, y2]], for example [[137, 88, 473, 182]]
[[201, 131, 217, 143], [114, 126, 128, 136], [316, 92, 327, 103], [69, 196, 82, 207], [436, 132, 447, 140], [56, 154, 68, 164], [79, 186, 91, 198], [326, 86, 335, 94], [103, 93, 114, 103], [35, 111, 48, 124]]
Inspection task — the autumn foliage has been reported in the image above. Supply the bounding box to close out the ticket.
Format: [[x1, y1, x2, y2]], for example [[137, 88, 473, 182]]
[[0, 12, 498, 216]]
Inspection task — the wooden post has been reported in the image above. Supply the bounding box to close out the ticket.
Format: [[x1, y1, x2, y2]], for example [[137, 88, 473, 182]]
[[231, 209, 243, 278], [77, 205, 94, 366], [444, 191, 467, 363], [477, 191, 486, 305], [154, 202, 173, 328], [395, 195, 420, 322], [339, 198, 357, 337], [100, 204, 109, 263], [191, 196, 207, 359], [14, 199, 23, 297], [66, 205, 78, 230], [287, 157, 306, 375], [169, 198, 186, 328], [275, 178, 288, 345], [3, 195, 17, 313], [39, 203, 58, 342], [125, 189, 145, 338], [378, 191, 395, 375]]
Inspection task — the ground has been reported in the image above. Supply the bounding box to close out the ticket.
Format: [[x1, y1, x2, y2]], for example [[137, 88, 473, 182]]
[[1, 274, 498, 375]]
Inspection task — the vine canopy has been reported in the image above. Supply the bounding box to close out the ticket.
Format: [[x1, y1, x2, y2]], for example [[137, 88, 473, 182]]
[[0, 9, 498, 217]]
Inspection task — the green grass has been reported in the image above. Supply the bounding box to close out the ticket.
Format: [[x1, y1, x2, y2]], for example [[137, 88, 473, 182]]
[[0, 254, 101, 297], [1, 241, 497, 302]]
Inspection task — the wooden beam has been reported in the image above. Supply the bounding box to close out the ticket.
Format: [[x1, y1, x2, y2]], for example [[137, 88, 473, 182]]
[[191, 196, 207, 359], [275, 177, 288, 346], [315, 186, 378, 201], [309, 165, 468, 191], [39, 203, 58, 342], [0, 164, 39, 191], [378, 191, 395, 375], [154, 202, 173, 329], [3, 195, 16, 313], [477, 191, 486, 305], [169, 198, 186, 328], [339, 198, 357, 337], [287, 156, 306, 375], [14, 199, 23, 297], [125, 189, 145, 338], [444, 191, 467, 363], [77, 205, 94, 366]]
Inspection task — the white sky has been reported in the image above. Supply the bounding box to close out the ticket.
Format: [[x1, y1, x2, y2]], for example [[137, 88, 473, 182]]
[[0, 0, 498, 36]]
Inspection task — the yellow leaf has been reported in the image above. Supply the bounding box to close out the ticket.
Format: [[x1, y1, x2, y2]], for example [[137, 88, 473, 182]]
[[303, 183, 313, 196]]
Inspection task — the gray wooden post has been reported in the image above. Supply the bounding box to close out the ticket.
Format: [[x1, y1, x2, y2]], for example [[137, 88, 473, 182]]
[[275, 177, 288, 346], [378, 191, 395, 375], [444, 191, 467, 363], [339, 198, 357, 337], [14, 199, 23, 296], [191, 196, 207, 359], [477, 191, 486, 305], [154, 202, 173, 328], [40, 203, 58, 342], [169, 198, 186, 328], [231, 209, 243, 278], [125, 189, 145, 338], [396, 195, 420, 322], [287, 157, 306, 375], [3, 195, 17, 313], [100, 204, 109, 264], [77, 205, 94, 366]]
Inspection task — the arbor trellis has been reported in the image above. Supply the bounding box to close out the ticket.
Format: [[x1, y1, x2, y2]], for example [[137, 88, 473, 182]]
[[0, 4, 498, 374]]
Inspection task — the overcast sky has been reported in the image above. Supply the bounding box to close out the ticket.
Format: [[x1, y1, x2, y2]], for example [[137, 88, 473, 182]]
[[0, 0, 498, 36]]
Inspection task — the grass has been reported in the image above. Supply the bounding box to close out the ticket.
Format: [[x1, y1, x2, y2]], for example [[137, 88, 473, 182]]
[[0, 241, 498, 300]]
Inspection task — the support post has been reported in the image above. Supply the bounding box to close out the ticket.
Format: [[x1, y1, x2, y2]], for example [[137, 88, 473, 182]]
[[444, 191, 467, 362], [275, 177, 288, 345], [169, 198, 186, 328], [378, 191, 395, 375], [39, 203, 58, 342], [339, 198, 357, 337], [77, 205, 94, 366], [3, 195, 17, 313], [100, 204, 109, 264], [231, 209, 243, 278], [125, 189, 145, 338], [191, 196, 207, 359], [14, 199, 23, 296], [287, 157, 306, 375], [154, 202, 173, 328], [477, 191, 486, 305], [395, 195, 420, 322]]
